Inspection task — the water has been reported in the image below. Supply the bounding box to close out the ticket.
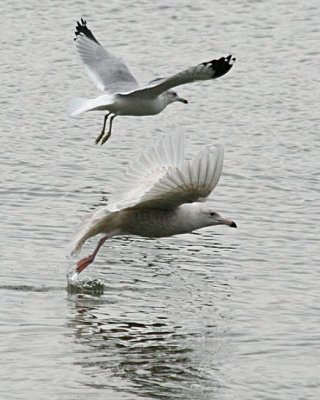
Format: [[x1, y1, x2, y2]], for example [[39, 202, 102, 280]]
[[1, 0, 319, 399]]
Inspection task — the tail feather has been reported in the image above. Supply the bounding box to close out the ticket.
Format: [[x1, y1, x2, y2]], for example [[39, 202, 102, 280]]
[[67, 94, 114, 117], [67, 97, 92, 116], [70, 219, 97, 254], [70, 207, 112, 254]]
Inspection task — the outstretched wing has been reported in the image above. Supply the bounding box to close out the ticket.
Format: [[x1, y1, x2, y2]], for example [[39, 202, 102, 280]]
[[74, 18, 139, 93], [109, 132, 224, 211], [70, 134, 185, 253], [124, 131, 185, 190], [121, 55, 235, 98]]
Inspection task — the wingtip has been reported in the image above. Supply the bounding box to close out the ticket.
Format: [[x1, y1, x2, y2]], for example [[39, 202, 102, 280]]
[[74, 18, 86, 37], [215, 144, 224, 165], [203, 54, 236, 79], [226, 54, 236, 64], [74, 18, 100, 44]]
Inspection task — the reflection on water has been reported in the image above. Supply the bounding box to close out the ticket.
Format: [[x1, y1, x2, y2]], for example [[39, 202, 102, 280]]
[[64, 235, 234, 398], [68, 292, 226, 399]]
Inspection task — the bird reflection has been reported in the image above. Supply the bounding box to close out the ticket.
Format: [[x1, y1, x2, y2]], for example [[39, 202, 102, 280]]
[[67, 295, 217, 399]]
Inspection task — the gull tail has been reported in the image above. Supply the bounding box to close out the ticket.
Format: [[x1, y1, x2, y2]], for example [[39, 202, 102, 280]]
[[67, 94, 114, 117], [70, 218, 96, 254], [69, 207, 112, 254], [67, 97, 93, 116]]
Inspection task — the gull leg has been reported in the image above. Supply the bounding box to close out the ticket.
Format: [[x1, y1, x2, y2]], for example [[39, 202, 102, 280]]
[[95, 113, 111, 145], [75, 235, 109, 274], [101, 114, 116, 145]]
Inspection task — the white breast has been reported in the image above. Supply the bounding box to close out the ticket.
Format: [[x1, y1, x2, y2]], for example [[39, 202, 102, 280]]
[[113, 95, 168, 116]]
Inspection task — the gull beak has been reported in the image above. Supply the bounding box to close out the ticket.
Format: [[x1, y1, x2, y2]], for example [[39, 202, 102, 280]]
[[221, 218, 237, 228], [177, 96, 188, 104]]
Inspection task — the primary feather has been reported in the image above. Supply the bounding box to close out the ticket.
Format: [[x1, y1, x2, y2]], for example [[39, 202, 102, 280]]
[[122, 55, 235, 99], [74, 18, 138, 93]]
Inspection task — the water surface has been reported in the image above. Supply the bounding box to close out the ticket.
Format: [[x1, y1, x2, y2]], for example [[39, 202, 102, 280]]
[[1, 0, 319, 399]]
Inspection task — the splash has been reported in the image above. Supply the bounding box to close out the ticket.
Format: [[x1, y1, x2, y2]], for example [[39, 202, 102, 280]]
[[66, 271, 104, 295]]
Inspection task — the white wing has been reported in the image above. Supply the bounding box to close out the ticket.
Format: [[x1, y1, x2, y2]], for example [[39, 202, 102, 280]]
[[74, 19, 139, 93], [109, 132, 224, 211], [70, 132, 224, 253], [71, 133, 186, 253], [123, 131, 185, 191], [120, 55, 235, 99]]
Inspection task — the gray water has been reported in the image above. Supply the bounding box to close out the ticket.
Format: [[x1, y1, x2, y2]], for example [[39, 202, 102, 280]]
[[1, 0, 319, 399]]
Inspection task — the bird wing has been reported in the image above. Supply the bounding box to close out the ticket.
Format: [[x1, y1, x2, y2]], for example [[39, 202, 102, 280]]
[[124, 131, 185, 190], [74, 19, 139, 93], [119, 55, 235, 99], [109, 132, 224, 211]]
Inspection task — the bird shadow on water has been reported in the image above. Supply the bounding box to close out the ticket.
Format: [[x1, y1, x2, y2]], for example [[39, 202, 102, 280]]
[[66, 294, 222, 400]]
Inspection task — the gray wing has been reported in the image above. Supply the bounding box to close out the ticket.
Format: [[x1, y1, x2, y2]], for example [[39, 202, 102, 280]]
[[74, 19, 139, 93], [121, 55, 235, 98]]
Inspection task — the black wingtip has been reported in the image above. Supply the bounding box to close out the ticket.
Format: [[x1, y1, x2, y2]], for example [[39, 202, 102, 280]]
[[202, 54, 236, 79], [74, 18, 100, 44]]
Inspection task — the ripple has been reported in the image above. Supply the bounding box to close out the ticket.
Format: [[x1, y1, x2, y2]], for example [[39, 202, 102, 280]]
[[1, 1, 319, 399]]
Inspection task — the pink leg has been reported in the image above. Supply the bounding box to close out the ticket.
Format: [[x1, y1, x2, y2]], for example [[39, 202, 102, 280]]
[[76, 235, 109, 274]]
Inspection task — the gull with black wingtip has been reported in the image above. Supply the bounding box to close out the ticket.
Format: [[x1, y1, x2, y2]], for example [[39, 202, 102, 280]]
[[68, 19, 236, 145]]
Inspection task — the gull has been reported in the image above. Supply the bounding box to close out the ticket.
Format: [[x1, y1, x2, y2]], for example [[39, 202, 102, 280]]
[[67, 19, 236, 145], [69, 132, 237, 280]]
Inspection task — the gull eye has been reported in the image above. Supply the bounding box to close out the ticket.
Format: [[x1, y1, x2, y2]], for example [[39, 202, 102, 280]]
[[209, 212, 217, 217]]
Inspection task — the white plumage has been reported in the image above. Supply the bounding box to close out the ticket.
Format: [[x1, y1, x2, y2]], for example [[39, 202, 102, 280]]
[[68, 19, 236, 144], [69, 132, 236, 280]]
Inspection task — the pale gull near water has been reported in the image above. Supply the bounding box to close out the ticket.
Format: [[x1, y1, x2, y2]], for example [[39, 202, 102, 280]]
[[69, 132, 237, 280], [67, 19, 236, 145]]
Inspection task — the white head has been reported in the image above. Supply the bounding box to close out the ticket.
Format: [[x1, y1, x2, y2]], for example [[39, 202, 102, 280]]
[[181, 203, 237, 231], [165, 90, 188, 105]]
